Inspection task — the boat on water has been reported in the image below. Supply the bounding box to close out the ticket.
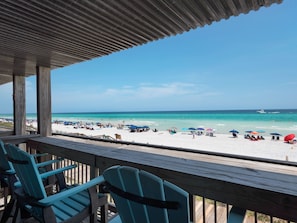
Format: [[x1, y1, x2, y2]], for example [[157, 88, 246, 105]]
[[256, 109, 266, 114]]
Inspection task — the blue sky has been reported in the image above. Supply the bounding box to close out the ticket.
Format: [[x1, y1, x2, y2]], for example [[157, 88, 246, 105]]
[[0, 0, 296, 113]]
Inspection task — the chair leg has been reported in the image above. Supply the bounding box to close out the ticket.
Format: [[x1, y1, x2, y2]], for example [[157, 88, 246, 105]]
[[99, 203, 108, 223], [11, 199, 32, 223], [0, 197, 16, 223], [97, 194, 108, 223], [3, 187, 9, 206], [12, 200, 22, 223]]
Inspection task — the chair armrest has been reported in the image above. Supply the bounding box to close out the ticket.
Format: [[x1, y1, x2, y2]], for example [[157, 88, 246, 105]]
[[1, 169, 15, 175], [37, 175, 105, 206], [14, 164, 77, 188], [36, 157, 64, 168], [32, 153, 48, 158], [39, 164, 77, 179]]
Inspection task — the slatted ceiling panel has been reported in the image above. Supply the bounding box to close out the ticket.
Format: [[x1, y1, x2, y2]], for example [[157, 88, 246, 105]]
[[179, 2, 207, 27], [137, 1, 180, 34], [38, 2, 124, 54], [75, 2, 143, 49], [157, 1, 197, 32], [106, 0, 169, 41], [0, 0, 283, 85], [116, 1, 168, 39]]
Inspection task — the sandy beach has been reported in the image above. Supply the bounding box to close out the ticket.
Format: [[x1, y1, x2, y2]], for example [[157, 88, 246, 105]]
[[50, 123, 297, 163]]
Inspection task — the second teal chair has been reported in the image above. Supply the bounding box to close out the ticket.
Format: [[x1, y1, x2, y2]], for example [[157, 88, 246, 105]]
[[103, 165, 246, 223]]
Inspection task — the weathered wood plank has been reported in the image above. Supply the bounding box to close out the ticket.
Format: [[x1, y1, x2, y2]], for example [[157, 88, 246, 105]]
[[27, 136, 297, 222]]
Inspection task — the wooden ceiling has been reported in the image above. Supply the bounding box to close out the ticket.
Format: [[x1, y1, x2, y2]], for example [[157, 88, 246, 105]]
[[0, 0, 282, 85]]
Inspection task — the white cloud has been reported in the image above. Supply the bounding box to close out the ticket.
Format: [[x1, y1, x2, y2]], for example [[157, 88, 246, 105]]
[[100, 82, 212, 99]]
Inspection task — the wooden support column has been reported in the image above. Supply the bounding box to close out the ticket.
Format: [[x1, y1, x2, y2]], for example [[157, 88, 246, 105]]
[[36, 66, 52, 136], [13, 75, 26, 135]]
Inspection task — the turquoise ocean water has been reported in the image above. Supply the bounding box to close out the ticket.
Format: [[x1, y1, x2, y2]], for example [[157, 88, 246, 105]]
[[2, 109, 296, 136]]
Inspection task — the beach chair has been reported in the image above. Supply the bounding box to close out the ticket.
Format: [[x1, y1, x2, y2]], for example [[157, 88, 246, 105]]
[[0, 140, 78, 222], [5, 143, 106, 223], [0, 140, 18, 222], [103, 165, 246, 223]]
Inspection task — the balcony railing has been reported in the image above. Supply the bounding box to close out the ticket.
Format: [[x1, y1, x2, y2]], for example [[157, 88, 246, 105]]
[[1, 134, 297, 223]]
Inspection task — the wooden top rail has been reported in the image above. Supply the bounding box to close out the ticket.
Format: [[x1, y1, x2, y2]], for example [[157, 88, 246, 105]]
[[0, 130, 14, 137], [27, 136, 297, 222], [1, 134, 41, 144]]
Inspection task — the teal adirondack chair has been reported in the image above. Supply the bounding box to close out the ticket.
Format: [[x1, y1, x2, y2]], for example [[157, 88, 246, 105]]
[[0, 140, 80, 223], [5, 143, 106, 223], [0, 140, 18, 223], [103, 165, 246, 223]]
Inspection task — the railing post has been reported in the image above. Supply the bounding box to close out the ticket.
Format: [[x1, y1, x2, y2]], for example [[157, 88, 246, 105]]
[[98, 167, 108, 223], [190, 194, 196, 223]]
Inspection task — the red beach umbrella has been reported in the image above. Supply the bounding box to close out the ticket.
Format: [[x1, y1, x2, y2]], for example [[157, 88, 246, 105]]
[[284, 134, 295, 142]]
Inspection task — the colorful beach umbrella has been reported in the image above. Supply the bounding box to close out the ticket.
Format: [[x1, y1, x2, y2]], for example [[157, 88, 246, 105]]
[[229, 129, 239, 134], [284, 134, 295, 142]]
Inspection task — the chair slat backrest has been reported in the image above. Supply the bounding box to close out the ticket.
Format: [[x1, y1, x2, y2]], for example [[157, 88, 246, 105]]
[[103, 166, 190, 223], [0, 140, 13, 172], [5, 144, 47, 199]]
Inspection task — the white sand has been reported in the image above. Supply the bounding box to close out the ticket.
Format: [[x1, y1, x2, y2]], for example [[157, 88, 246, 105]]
[[50, 123, 297, 162]]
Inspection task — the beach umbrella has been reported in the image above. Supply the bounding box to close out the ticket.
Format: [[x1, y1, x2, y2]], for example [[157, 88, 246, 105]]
[[245, 130, 253, 133], [270, 133, 282, 136], [188, 127, 196, 131], [251, 131, 258, 135], [284, 134, 295, 142], [229, 129, 239, 134], [128, 125, 138, 130], [197, 127, 205, 131]]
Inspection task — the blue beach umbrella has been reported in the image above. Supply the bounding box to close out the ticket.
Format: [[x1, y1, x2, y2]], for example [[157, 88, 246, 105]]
[[270, 132, 282, 136], [229, 129, 239, 134], [188, 127, 196, 131], [197, 127, 205, 131], [128, 125, 138, 130]]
